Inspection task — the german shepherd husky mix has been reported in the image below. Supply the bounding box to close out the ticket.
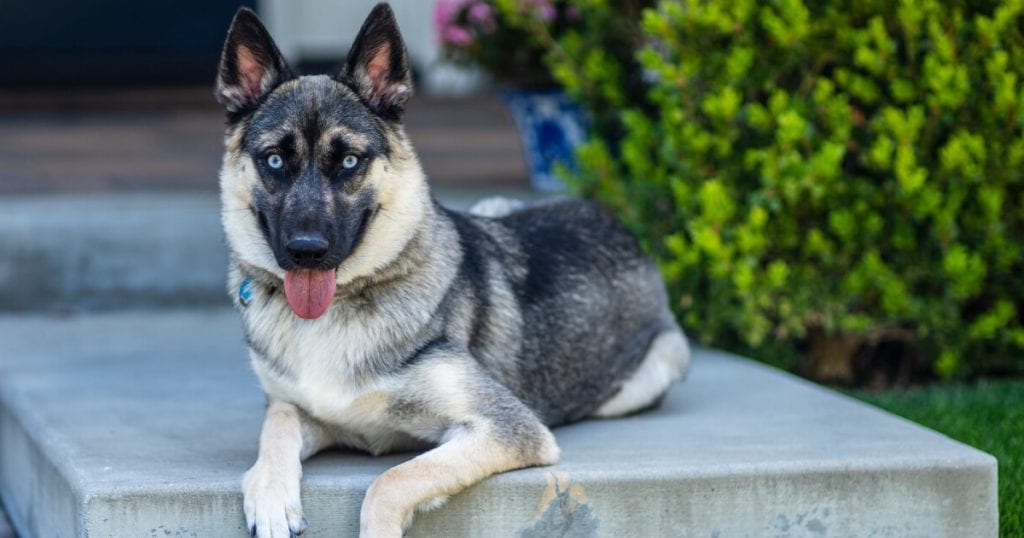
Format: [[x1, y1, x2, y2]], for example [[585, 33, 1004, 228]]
[[216, 4, 689, 536]]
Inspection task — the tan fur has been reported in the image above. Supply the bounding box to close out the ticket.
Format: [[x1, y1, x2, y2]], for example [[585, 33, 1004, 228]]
[[361, 426, 558, 536], [221, 131, 283, 281], [243, 401, 329, 537], [333, 132, 429, 287], [358, 359, 559, 536], [319, 126, 371, 154]]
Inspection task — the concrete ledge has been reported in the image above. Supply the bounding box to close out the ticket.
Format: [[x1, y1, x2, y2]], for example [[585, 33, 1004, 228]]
[[0, 310, 998, 537], [0, 188, 540, 312]]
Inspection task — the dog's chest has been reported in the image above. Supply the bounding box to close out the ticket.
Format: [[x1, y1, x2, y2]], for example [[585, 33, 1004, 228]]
[[260, 361, 395, 440], [243, 297, 402, 437]]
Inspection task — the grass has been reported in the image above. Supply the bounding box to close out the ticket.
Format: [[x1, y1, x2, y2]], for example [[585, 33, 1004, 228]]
[[850, 379, 1023, 537]]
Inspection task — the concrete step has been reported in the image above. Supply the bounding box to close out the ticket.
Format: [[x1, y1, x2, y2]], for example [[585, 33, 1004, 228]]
[[0, 310, 997, 537], [0, 508, 12, 538], [0, 188, 542, 312]]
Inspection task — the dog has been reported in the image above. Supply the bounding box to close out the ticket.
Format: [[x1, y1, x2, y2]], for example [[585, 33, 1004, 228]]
[[215, 4, 690, 536]]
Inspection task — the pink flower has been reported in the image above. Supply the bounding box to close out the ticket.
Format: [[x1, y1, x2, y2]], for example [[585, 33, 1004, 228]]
[[530, 0, 556, 22], [467, 2, 497, 33], [434, 0, 471, 45], [443, 25, 474, 47]]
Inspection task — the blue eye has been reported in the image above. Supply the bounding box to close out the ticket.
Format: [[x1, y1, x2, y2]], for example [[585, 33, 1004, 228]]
[[266, 154, 284, 169], [342, 155, 359, 169]]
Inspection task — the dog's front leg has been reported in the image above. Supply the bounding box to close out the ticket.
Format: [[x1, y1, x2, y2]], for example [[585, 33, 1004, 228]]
[[244, 400, 328, 538], [359, 361, 560, 537]]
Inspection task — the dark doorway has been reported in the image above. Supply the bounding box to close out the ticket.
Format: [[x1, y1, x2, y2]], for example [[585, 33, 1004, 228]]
[[1, 0, 255, 87]]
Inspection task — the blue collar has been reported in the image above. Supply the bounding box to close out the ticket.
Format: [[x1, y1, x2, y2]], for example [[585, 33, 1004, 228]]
[[239, 276, 254, 306]]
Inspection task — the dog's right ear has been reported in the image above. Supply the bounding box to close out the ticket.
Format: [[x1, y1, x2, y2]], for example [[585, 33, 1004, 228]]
[[340, 3, 413, 120], [215, 7, 294, 113]]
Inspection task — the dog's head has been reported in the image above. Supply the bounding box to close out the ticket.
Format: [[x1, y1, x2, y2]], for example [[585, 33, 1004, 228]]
[[216, 3, 429, 319]]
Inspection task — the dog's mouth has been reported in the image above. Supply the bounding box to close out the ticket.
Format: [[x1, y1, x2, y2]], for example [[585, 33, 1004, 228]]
[[283, 268, 336, 320], [251, 200, 378, 321], [278, 207, 376, 321]]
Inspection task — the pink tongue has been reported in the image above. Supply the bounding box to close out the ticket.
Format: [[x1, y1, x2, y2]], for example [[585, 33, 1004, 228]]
[[283, 269, 336, 319]]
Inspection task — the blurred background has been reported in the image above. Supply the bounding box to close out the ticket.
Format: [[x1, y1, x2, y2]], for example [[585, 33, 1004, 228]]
[[0, 0, 527, 196], [1, 1, 1022, 534]]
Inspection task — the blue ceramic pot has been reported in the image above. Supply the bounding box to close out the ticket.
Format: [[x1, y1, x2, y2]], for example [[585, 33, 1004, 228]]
[[501, 90, 587, 192]]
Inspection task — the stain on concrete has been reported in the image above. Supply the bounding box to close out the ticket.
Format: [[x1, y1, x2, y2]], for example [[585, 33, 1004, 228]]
[[519, 471, 598, 538], [770, 506, 831, 537], [805, 518, 826, 535], [147, 524, 198, 537]]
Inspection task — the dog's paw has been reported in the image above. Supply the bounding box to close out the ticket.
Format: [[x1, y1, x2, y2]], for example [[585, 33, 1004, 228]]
[[243, 462, 306, 538]]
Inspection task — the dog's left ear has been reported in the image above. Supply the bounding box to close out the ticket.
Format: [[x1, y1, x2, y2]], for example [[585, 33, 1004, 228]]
[[216, 7, 294, 113], [341, 3, 413, 120]]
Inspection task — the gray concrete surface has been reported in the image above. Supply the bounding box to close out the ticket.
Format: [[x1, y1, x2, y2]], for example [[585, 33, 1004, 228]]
[[0, 188, 541, 312], [0, 507, 13, 538], [0, 310, 997, 537]]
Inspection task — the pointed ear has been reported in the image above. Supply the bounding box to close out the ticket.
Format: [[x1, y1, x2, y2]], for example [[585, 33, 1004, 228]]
[[215, 7, 294, 113], [341, 3, 414, 119]]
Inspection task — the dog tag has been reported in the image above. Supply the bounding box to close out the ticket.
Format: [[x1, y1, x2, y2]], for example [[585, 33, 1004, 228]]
[[239, 277, 254, 307]]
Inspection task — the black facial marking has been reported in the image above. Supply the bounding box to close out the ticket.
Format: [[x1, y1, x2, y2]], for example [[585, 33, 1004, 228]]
[[300, 107, 322, 161], [243, 79, 387, 167], [323, 137, 372, 181], [256, 207, 271, 239], [256, 133, 297, 185], [242, 78, 388, 273], [340, 188, 379, 260], [277, 133, 297, 156]]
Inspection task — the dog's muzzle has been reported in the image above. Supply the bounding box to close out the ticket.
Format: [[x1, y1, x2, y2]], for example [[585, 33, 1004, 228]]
[[285, 233, 330, 267]]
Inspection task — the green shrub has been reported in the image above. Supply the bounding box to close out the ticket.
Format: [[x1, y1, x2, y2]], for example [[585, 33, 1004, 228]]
[[511, 0, 1024, 379]]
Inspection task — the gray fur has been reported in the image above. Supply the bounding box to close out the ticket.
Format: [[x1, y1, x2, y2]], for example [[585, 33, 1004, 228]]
[[430, 200, 678, 425]]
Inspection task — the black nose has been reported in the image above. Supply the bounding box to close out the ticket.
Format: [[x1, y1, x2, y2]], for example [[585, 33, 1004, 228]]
[[285, 234, 329, 266]]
